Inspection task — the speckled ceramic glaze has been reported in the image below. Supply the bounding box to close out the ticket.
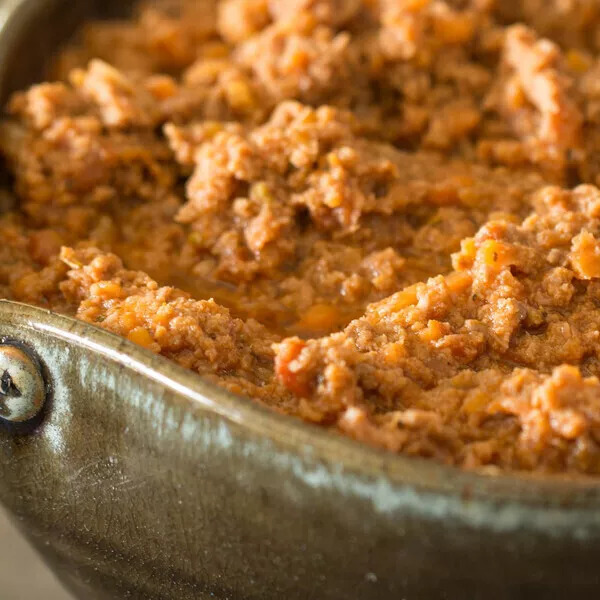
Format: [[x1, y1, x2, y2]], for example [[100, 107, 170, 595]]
[[1, 3, 600, 599]]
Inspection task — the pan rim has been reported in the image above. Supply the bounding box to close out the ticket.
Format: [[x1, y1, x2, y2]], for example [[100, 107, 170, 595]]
[[3, 299, 600, 510]]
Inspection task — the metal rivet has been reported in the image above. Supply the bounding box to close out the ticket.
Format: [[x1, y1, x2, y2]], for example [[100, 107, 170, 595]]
[[0, 344, 45, 423]]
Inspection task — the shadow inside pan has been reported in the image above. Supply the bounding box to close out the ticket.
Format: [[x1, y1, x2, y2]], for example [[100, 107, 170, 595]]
[[0, 0, 135, 103]]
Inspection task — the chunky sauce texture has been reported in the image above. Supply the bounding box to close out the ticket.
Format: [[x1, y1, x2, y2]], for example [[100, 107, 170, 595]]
[[3, 0, 600, 473]]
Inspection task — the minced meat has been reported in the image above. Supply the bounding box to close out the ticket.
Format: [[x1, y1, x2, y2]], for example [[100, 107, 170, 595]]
[[3, 0, 600, 474]]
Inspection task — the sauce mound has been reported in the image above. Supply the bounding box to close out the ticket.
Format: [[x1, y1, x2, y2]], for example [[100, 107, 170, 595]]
[[3, 0, 600, 474]]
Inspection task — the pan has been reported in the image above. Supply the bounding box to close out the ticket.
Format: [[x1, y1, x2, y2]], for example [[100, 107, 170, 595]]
[[0, 2, 599, 598]]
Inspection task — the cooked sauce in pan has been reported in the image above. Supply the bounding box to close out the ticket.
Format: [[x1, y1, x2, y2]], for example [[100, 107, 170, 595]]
[[3, 0, 600, 473]]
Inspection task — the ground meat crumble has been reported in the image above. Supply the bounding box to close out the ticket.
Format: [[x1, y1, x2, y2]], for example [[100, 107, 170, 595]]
[[3, 0, 600, 474]]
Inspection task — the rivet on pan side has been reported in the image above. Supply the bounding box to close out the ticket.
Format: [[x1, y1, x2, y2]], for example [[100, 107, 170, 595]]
[[0, 344, 45, 423]]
